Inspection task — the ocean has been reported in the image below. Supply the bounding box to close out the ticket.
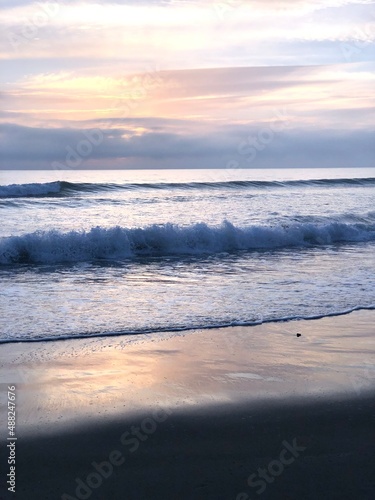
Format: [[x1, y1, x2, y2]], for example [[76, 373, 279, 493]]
[[1, 167, 374, 343]]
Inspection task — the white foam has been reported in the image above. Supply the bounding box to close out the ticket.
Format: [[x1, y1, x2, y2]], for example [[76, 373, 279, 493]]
[[1, 219, 374, 265]]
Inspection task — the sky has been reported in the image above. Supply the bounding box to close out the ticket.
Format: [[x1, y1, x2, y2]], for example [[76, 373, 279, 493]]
[[0, 0, 374, 169]]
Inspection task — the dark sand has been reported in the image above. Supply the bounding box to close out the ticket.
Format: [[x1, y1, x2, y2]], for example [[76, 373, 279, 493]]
[[0, 310, 374, 499]]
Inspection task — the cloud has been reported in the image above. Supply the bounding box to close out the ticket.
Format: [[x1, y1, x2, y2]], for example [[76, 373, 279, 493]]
[[1, 63, 374, 131], [0, 122, 234, 162], [1, 0, 374, 69], [1, 2, 374, 170], [1, 121, 374, 170]]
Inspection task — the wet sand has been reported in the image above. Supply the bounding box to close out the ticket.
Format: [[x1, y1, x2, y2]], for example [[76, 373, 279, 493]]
[[0, 310, 374, 499]]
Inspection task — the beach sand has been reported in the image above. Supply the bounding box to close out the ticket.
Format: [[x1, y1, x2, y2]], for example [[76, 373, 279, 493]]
[[0, 310, 374, 499]]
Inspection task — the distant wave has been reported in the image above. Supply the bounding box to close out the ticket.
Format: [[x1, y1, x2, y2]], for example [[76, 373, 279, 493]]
[[1, 219, 374, 265], [1, 177, 375, 198], [0, 181, 62, 198]]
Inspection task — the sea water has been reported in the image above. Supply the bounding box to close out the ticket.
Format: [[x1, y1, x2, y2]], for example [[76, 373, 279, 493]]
[[0, 168, 374, 342]]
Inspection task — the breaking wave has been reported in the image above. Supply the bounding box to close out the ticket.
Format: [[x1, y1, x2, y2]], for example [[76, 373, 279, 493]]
[[0, 181, 62, 198], [1, 219, 374, 265]]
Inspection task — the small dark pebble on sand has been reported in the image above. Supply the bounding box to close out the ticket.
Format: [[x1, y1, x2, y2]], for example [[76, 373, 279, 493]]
[[296, 333, 301, 337]]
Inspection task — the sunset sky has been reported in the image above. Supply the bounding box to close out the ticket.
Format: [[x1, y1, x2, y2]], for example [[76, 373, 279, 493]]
[[1, 0, 374, 169]]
